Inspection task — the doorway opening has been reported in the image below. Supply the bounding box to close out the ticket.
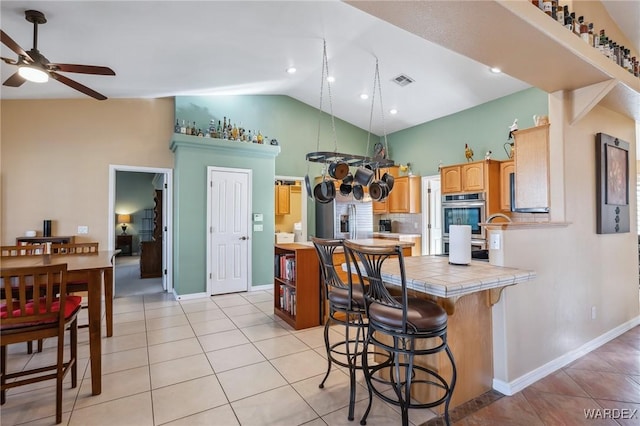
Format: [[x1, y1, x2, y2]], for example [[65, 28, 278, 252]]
[[274, 175, 308, 243], [109, 165, 173, 297]]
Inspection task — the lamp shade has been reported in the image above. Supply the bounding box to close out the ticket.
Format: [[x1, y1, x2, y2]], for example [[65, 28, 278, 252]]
[[117, 214, 131, 224]]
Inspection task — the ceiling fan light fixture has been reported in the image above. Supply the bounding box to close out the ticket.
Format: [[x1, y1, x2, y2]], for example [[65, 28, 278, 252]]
[[18, 65, 49, 83]]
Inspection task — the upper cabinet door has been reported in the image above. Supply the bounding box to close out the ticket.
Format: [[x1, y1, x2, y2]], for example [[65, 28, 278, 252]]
[[514, 125, 550, 211], [500, 160, 515, 212], [461, 162, 485, 192], [275, 185, 290, 215], [441, 166, 461, 194]]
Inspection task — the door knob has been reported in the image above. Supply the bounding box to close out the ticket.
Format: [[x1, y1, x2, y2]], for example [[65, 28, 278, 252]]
[[239, 236, 248, 240]]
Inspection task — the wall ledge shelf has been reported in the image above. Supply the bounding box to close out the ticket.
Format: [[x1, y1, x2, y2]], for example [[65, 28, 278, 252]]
[[170, 134, 281, 159], [479, 221, 571, 230]]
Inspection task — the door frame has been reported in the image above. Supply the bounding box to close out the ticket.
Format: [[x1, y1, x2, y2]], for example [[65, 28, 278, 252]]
[[108, 164, 173, 293], [421, 174, 441, 255], [275, 175, 308, 241], [206, 166, 253, 296]]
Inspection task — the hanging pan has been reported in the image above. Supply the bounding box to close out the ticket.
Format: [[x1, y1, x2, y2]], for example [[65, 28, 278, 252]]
[[305, 174, 313, 199]]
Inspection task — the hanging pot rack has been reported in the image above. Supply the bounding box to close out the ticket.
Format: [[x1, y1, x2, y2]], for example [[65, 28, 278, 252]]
[[305, 151, 395, 169], [305, 42, 395, 202]]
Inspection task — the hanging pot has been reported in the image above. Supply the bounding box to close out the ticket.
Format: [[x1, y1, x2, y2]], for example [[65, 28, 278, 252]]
[[369, 180, 389, 201], [328, 161, 349, 180], [314, 180, 336, 204], [354, 166, 374, 187], [342, 173, 354, 185], [339, 182, 352, 196], [352, 184, 364, 201], [305, 174, 313, 199], [381, 172, 394, 191]]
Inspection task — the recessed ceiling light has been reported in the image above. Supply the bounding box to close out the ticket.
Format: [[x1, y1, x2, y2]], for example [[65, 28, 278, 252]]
[[489, 67, 502, 74], [389, 109, 398, 115], [326, 76, 335, 83], [360, 93, 369, 100], [286, 67, 297, 74]]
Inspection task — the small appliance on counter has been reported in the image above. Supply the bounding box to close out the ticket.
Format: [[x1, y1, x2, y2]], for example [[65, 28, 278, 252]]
[[379, 219, 392, 232]]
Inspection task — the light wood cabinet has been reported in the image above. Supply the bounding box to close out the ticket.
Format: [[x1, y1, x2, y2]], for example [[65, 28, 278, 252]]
[[441, 161, 492, 194], [500, 160, 515, 212], [514, 124, 550, 212], [461, 162, 485, 192], [275, 185, 290, 215], [274, 243, 321, 330], [387, 175, 421, 213], [441, 165, 462, 193]]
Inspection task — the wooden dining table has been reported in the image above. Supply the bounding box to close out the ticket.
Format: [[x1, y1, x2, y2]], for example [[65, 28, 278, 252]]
[[1, 250, 118, 395]]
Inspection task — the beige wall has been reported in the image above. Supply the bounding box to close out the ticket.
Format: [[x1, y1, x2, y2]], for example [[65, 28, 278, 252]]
[[495, 102, 638, 383], [1, 98, 174, 247]]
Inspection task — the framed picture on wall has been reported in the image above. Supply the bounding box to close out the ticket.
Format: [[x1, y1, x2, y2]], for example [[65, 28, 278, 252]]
[[596, 132, 630, 234]]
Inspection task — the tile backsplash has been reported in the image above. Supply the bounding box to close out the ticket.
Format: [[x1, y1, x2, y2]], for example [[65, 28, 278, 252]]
[[373, 213, 423, 234]]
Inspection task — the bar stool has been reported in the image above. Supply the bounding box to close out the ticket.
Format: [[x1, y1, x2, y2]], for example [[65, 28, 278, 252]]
[[344, 241, 457, 426], [311, 237, 368, 421]]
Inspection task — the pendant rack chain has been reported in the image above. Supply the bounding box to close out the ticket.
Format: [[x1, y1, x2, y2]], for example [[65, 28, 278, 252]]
[[365, 58, 389, 160], [315, 40, 339, 157]]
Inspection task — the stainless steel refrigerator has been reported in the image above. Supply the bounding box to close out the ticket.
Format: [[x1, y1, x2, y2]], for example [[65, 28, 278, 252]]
[[315, 193, 373, 240]]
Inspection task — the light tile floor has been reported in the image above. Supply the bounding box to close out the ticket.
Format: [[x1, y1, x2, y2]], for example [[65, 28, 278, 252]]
[[2, 288, 638, 426], [1, 290, 437, 426]]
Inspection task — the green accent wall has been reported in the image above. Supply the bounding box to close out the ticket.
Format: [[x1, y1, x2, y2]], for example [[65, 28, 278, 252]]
[[385, 87, 548, 176], [173, 95, 372, 294], [171, 136, 280, 295]]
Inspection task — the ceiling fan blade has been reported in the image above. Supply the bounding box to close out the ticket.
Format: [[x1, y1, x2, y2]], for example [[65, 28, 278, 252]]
[[0, 30, 33, 62], [1, 56, 18, 65], [3, 71, 26, 87], [49, 63, 115, 76], [50, 72, 108, 101]]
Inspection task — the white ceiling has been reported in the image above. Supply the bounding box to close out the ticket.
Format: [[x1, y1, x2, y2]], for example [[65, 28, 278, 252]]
[[0, 1, 637, 136]]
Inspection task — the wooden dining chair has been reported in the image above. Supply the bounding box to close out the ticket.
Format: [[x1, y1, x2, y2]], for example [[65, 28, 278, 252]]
[[1, 244, 46, 257], [1, 263, 82, 424]]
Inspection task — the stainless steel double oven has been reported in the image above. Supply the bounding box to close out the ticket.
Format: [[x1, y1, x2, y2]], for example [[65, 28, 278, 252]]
[[441, 192, 486, 254]]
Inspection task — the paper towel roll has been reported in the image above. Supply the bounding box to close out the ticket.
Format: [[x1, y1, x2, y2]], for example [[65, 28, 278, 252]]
[[449, 225, 471, 265]]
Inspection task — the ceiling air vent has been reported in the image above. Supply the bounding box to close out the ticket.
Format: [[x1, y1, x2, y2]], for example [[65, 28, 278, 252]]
[[392, 74, 414, 87]]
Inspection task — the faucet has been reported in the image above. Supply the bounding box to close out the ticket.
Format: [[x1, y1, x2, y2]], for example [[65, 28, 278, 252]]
[[485, 213, 512, 223]]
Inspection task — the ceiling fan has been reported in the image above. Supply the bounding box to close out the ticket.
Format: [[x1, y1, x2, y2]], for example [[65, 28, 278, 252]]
[[1, 10, 115, 100]]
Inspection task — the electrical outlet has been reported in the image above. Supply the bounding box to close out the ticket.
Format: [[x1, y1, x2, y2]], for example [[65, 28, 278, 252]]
[[414, 222, 418, 229], [78, 226, 89, 234], [253, 224, 263, 232], [591, 306, 597, 320]]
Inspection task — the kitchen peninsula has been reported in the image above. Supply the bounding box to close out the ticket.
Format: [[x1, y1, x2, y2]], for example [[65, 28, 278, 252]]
[[350, 253, 536, 411]]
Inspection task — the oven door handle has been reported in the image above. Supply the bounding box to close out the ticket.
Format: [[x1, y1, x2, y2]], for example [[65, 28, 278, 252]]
[[442, 204, 486, 210]]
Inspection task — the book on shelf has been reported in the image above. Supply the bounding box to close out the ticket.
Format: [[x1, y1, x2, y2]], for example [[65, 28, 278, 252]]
[[275, 253, 296, 281], [278, 284, 297, 316]]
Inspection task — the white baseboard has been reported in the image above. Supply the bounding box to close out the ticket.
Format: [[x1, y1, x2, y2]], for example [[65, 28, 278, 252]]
[[172, 290, 208, 301], [249, 284, 273, 292], [493, 316, 640, 395]]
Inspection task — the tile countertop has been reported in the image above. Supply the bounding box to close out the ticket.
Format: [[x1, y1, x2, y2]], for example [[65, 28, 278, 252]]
[[381, 255, 536, 299], [372, 232, 421, 238], [280, 238, 415, 249]]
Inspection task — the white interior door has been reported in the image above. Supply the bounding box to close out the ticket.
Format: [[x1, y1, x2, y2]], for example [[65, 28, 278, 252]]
[[428, 178, 442, 255], [208, 167, 252, 295]]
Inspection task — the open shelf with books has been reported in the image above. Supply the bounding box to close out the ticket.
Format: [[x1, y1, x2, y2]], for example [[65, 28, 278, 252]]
[[274, 243, 321, 330]]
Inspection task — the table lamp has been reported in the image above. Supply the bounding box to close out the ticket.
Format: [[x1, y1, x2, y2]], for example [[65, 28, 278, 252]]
[[117, 214, 131, 235]]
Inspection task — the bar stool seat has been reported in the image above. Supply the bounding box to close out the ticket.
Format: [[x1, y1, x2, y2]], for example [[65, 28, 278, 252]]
[[368, 296, 447, 331], [344, 241, 457, 426]]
